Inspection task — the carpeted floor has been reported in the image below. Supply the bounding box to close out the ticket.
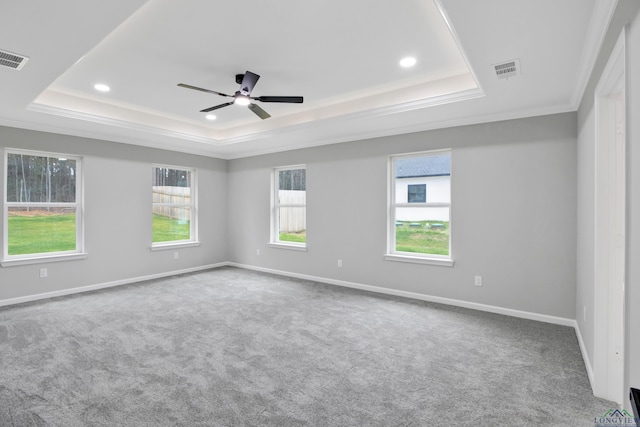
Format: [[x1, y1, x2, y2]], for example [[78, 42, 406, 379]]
[[0, 267, 611, 426]]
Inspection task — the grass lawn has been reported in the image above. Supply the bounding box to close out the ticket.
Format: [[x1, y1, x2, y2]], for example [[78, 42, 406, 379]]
[[8, 213, 76, 255], [395, 221, 449, 255], [279, 230, 306, 243], [8, 214, 441, 256], [8, 213, 189, 255], [153, 214, 190, 243]]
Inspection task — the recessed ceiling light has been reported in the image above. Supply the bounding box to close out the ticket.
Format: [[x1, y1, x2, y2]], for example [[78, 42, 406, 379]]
[[399, 57, 417, 68], [94, 83, 110, 92], [205, 114, 217, 121]]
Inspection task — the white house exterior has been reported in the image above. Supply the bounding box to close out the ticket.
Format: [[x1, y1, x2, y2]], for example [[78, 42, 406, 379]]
[[395, 175, 450, 222], [395, 154, 451, 223]]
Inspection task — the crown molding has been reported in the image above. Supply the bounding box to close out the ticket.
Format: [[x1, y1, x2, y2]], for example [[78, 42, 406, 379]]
[[570, 0, 619, 109]]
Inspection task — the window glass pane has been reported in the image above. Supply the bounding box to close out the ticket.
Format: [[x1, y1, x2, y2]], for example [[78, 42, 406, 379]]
[[407, 184, 426, 203], [278, 187, 306, 205], [152, 167, 191, 189], [152, 166, 193, 244], [279, 169, 306, 191], [7, 207, 76, 255], [152, 184, 191, 204], [395, 207, 450, 256], [6, 154, 76, 203], [279, 206, 306, 243], [395, 154, 450, 203], [152, 207, 191, 243]]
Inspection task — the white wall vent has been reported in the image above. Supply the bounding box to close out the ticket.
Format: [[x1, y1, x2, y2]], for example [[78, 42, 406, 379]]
[[493, 59, 520, 79], [0, 49, 29, 70]]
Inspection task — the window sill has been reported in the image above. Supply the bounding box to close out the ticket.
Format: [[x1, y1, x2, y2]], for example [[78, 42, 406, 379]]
[[384, 253, 454, 267], [1, 252, 88, 267], [268, 242, 308, 252], [150, 241, 201, 251]]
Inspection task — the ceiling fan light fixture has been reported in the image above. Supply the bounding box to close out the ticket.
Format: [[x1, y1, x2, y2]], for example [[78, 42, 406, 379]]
[[234, 96, 251, 106]]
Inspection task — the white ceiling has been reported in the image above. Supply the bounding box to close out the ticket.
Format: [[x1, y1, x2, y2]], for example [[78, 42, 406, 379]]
[[0, 0, 615, 159]]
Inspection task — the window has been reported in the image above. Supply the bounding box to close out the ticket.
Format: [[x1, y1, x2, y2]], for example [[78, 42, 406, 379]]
[[271, 165, 306, 248], [408, 184, 426, 203], [3, 149, 84, 264], [387, 150, 452, 265], [152, 165, 197, 247]]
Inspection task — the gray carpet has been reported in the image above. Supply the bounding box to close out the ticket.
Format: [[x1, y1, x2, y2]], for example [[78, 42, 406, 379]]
[[0, 267, 610, 426]]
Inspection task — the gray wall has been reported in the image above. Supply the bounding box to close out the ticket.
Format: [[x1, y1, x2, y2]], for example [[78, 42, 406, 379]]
[[576, 0, 640, 408], [228, 113, 578, 319], [0, 126, 228, 301]]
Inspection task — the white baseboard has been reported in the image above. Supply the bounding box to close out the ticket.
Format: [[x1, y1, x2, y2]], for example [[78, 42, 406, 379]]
[[574, 321, 595, 390], [2, 260, 593, 393], [0, 262, 229, 308], [231, 262, 596, 398], [228, 262, 576, 327], [1, 260, 578, 329]]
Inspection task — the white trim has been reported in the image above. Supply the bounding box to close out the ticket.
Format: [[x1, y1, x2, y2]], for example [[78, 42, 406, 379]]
[[0, 260, 590, 383], [267, 242, 307, 252], [0, 116, 222, 160], [8, 94, 569, 162], [388, 150, 452, 260], [432, 0, 483, 94], [28, 77, 482, 151], [592, 28, 626, 404], [149, 241, 201, 251], [151, 165, 198, 247], [228, 262, 575, 327], [3, 148, 84, 263], [570, 0, 619, 108], [27, 103, 221, 146], [0, 262, 228, 308], [271, 165, 307, 248], [0, 260, 575, 326], [575, 321, 595, 389], [383, 253, 454, 267], [0, 252, 88, 267], [222, 102, 575, 160]]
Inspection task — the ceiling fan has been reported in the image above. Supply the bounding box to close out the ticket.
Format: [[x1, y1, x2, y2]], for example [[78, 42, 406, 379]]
[[178, 71, 303, 120]]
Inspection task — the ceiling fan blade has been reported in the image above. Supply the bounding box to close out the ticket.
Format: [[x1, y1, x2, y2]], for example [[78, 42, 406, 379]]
[[239, 71, 260, 96], [178, 83, 232, 98], [200, 101, 234, 113], [248, 103, 271, 120], [255, 96, 303, 103]]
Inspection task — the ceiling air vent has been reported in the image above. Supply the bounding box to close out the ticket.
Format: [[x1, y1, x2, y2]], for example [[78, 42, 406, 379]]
[[0, 49, 29, 70], [493, 59, 520, 79]]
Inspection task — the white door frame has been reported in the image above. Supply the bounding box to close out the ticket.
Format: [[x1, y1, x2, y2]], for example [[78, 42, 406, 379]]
[[593, 29, 626, 405]]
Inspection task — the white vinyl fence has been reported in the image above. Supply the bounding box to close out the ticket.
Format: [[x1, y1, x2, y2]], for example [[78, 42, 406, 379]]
[[153, 186, 190, 221], [279, 190, 306, 233]]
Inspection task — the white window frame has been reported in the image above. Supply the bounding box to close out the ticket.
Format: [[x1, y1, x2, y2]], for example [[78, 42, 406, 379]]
[[150, 164, 199, 250], [385, 149, 454, 267], [269, 164, 307, 251], [2, 148, 86, 266]]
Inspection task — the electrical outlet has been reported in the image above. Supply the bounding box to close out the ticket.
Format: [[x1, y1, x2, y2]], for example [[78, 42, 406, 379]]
[[583, 306, 587, 322], [174, 252, 179, 260], [39, 268, 47, 278], [474, 275, 482, 286], [257, 249, 260, 256], [337, 259, 343, 268]]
